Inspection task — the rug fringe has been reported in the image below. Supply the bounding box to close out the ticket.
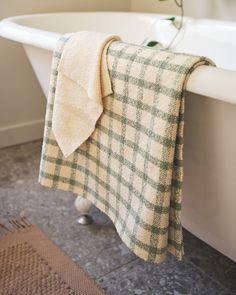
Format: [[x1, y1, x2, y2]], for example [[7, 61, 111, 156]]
[[0, 222, 13, 234], [0, 216, 31, 236]]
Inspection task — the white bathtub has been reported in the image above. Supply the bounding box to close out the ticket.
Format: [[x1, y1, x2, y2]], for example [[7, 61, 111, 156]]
[[1, 12, 236, 261]]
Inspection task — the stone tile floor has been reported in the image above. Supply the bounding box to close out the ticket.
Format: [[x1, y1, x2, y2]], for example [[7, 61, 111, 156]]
[[0, 140, 235, 295]]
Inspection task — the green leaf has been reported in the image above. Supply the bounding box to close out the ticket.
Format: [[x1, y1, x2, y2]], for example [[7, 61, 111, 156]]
[[165, 17, 176, 22], [146, 41, 160, 47]]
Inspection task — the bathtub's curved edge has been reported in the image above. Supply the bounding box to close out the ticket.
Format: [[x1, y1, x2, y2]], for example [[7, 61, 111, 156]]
[[0, 17, 61, 51], [1, 13, 236, 105], [187, 66, 236, 105]]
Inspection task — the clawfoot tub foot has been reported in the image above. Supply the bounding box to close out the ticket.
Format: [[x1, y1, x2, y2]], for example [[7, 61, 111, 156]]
[[74, 196, 93, 225]]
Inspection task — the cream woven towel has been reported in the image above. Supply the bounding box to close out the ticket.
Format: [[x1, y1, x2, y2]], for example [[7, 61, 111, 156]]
[[40, 36, 215, 263], [52, 31, 120, 157]]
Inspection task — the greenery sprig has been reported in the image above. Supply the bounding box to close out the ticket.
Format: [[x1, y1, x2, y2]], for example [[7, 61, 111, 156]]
[[147, 0, 184, 49]]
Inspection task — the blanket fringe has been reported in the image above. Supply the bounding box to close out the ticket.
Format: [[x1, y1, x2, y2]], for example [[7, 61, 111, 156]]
[[0, 216, 31, 236]]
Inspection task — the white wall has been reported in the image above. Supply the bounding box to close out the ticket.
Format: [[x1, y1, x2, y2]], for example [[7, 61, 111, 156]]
[[213, 0, 236, 21], [0, 0, 130, 148], [131, 0, 236, 20]]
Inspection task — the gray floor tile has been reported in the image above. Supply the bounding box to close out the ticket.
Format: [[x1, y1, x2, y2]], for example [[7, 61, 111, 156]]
[[183, 229, 236, 294], [97, 256, 231, 295]]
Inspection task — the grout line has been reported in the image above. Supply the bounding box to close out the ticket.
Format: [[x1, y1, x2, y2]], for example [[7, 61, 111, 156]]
[[95, 257, 139, 281], [95, 251, 233, 294], [185, 259, 233, 295]]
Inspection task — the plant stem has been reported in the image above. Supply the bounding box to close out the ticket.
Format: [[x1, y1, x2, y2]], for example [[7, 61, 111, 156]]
[[166, 0, 184, 49]]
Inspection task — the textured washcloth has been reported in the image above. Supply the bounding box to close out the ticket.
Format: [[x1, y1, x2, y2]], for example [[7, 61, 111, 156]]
[[39, 36, 214, 263], [52, 31, 120, 157]]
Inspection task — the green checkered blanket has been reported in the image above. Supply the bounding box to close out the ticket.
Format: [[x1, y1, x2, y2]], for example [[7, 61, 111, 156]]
[[39, 36, 213, 263]]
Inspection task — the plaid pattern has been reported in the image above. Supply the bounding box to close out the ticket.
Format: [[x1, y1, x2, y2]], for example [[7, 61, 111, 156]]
[[39, 36, 214, 263]]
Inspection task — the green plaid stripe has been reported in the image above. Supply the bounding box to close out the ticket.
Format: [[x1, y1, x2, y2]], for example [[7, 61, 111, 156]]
[[39, 37, 214, 263], [107, 44, 132, 221]]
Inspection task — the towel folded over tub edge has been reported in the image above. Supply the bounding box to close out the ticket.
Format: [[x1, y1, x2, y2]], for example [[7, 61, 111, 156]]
[[39, 35, 215, 263]]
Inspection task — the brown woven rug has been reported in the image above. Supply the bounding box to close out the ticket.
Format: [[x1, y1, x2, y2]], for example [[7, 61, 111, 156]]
[[0, 217, 106, 295]]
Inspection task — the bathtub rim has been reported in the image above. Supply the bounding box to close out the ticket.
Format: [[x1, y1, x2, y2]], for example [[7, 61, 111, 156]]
[[1, 12, 236, 105], [0, 12, 183, 51], [2, 11, 236, 51]]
